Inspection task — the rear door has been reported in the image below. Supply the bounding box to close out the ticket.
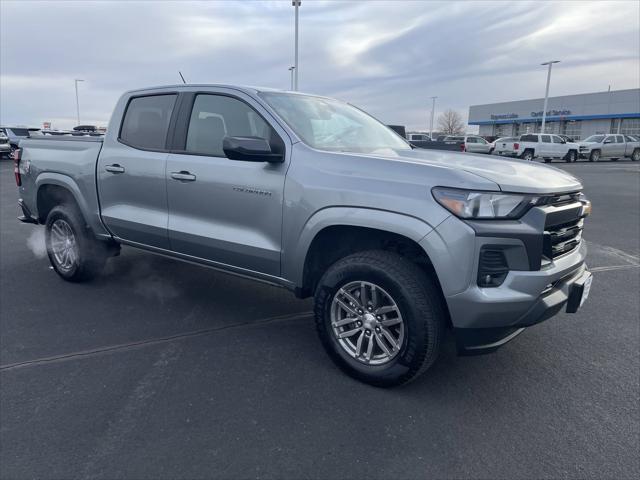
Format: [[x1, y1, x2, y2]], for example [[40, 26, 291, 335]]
[[165, 90, 289, 276], [614, 135, 626, 156], [97, 93, 177, 248], [540, 135, 553, 157]]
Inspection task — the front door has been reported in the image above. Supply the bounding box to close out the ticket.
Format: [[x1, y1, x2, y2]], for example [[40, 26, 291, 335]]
[[97, 93, 178, 249], [166, 92, 288, 276]]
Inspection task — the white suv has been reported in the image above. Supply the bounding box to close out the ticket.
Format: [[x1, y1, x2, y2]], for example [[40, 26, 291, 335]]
[[512, 134, 579, 163]]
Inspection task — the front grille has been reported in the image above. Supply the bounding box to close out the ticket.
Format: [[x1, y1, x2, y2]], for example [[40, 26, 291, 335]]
[[543, 196, 584, 259]]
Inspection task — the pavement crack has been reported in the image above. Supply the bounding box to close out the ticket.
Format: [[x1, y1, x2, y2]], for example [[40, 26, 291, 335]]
[[0, 311, 313, 372]]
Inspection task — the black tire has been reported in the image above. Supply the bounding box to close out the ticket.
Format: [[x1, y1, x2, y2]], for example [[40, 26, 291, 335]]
[[589, 149, 600, 162], [45, 204, 107, 282], [314, 250, 446, 387], [632, 149, 640, 161], [565, 150, 577, 163], [521, 150, 534, 161], [543, 158, 552, 163], [611, 158, 619, 162]]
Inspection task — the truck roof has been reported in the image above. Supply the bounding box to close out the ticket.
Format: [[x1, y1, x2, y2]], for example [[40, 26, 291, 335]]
[[123, 84, 289, 96]]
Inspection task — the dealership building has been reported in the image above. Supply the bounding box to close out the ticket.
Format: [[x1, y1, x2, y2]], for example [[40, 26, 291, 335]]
[[468, 88, 640, 140]]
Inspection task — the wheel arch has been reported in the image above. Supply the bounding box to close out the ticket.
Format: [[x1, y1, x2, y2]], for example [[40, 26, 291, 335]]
[[288, 207, 445, 300]]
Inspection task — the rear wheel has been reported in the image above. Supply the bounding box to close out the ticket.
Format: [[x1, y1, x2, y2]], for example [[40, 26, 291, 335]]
[[632, 149, 640, 161], [521, 150, 534, 161], [314, 250, 446, 387], [589, 149, 601, 162], [45, 204, 108, 282]]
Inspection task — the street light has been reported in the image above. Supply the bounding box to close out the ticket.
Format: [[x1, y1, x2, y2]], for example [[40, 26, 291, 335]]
[[74, 79, 84, 126], [288, 66, 295, 91], [429, 96, 437, 140], [292, 1, 301, 91], [540, 60, 560, 133]]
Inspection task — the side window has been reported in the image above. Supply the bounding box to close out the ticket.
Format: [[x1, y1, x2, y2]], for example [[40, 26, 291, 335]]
[[476, 137, 488, 144], [552, 135, 563, 144], [541, 135, 552, 143], [466, 137, 477, 144], [616, 135, 625, 143], [520, 134, 537, 142], [186, 94, 272, 157], [120, 94, 177, 150]]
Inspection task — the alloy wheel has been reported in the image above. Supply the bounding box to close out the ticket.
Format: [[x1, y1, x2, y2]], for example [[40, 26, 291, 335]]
[[330, 281, 405, 365], [50, 219, 78, 272]]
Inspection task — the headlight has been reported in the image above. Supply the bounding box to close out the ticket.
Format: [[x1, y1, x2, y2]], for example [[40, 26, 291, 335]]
[[432, 187, 538, 219]]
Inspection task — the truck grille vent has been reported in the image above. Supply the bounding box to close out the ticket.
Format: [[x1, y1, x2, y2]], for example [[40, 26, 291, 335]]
[[477, 248, 509, 287], [544, 217, 583, 259]]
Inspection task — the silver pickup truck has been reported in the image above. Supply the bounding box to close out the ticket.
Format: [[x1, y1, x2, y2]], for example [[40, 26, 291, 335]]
[[578, 134, 640, 161], [15, 84, 593, 386]]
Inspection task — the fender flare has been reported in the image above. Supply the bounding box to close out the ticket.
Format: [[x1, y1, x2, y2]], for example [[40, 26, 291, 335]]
[[285, 206, 438, 287], [35, 172, 109, 237]]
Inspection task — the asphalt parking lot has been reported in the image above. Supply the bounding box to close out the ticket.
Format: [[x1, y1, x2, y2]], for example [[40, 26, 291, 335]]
[[1, 158, 638, 479]]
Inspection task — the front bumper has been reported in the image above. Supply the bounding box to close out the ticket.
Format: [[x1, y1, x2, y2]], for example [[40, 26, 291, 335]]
[[419, 200, 590, 355]]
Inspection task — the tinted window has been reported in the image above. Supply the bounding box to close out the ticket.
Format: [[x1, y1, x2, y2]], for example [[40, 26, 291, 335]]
[[521, 134, 538, 142], [616, 135, 624, 143], [541, 135, 552, 143], [120, 94, 177, 150], [466, 137, 477, 143], [552, 135, 563, 144], [8, 128, 30, 137], [185, 94, 272, 157]]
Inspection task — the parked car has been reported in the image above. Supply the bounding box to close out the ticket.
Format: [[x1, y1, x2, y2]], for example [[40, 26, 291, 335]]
[[0, 127, 38, 157], [15, 85, 592, 387], [0, 132, 10, 157], [558, 134, 576, 143], [443, 135, 493, 154], [407, 133, 432, 142], [491, 136, 519, 156], [511, 134, 580, 162], [577, 134, 640, 162]]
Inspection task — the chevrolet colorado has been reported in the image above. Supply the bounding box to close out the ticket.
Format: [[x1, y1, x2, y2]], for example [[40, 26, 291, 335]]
[[15, 85, 593, 386]]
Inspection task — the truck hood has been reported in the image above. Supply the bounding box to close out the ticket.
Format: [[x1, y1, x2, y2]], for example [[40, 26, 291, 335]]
[[365, 148, 583, 194]]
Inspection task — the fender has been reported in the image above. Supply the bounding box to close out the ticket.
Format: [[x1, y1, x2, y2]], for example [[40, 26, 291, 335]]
[[35, 172, 110, 238], [284, 206, 439, 287]]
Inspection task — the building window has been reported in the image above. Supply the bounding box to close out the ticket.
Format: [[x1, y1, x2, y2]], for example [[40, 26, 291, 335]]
[[563, 120, 582, 140], [493, 124, 511, 137], [542, 121, 559, 134], [620, 118, 640, 137]]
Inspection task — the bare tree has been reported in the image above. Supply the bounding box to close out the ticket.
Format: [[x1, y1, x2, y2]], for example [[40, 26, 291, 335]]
[[437, 109, 465, 135]]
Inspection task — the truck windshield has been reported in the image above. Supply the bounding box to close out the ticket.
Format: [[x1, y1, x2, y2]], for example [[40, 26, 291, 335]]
[[584, 135, 605, 142], [260, 92, 411, 153]]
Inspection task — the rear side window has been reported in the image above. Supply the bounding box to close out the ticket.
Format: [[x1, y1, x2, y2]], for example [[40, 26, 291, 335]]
[[521, 134, 538, 142], [616, 135, 625, 143], [120, 94, 177, 150], [185, 94, 272, 157]]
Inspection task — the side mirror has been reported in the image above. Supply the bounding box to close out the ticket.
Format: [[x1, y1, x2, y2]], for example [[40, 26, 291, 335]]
[[222, 136, 283, 163], [604, 138, 613, 144]]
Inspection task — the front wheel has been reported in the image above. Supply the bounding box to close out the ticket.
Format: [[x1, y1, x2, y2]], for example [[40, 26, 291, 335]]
[[565, 150, 577, 163], [45, 204, 108, 282], [314, 250, 446, 387], [632, 149, 640, 161]]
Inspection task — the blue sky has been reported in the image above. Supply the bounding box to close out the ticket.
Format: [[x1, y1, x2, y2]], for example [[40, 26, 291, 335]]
[[1, 0, 638, 131]]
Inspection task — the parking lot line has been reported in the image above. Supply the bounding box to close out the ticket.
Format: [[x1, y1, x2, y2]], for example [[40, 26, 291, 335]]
[[0, 311, 313, 372]]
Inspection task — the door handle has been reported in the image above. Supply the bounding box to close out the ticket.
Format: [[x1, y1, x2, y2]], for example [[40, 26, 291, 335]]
[[171, 171, 196, 182], [105, 164, 125, 174]]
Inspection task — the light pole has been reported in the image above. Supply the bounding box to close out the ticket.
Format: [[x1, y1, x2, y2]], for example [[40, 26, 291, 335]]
[[540, 60, 559, 133], [292, 1, 301, 91], [288, 66, 295, 91], [74, 79, 84, 126], [429, 96, 437, 140]]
